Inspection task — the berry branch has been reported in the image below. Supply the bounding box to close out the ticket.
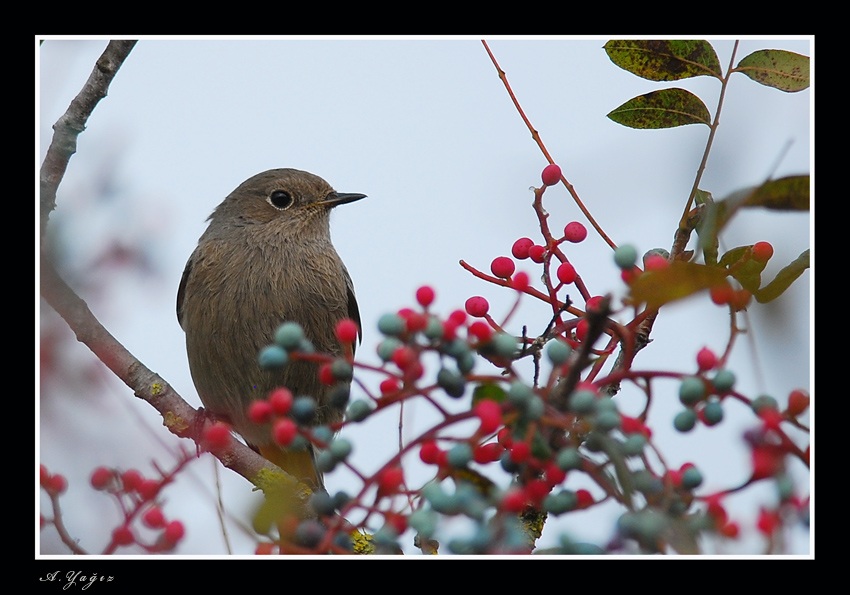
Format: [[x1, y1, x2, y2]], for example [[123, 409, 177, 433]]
[[482, 39, 617, 251], [39, 39, 810, 556]]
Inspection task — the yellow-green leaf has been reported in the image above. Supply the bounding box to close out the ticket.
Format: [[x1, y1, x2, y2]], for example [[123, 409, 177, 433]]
[[693, 189, 719, 265], [696, 175, 809, 263], [743, 175, 810, 211], [735, 49, 810, 92], [754, 250, 810, 303], [629, 260, 728, 308], [608, 88, 711, 129], [604, 40, 722, 81], [721, 175, 810, 212]]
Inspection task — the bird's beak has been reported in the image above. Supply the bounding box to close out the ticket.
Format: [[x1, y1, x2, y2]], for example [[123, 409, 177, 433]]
[[322, 192, 367, 207]]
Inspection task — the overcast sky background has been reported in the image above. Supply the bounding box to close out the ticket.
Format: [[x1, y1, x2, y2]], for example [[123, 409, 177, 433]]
[[37, 36, 812, 557]]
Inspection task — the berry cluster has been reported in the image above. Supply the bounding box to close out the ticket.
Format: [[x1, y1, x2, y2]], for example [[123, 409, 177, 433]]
[[232, 163, 810, 555], [40, 454, 191, 554]]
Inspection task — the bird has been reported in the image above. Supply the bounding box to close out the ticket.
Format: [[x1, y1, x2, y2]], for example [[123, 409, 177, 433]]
[[177, 168, 364, 496]]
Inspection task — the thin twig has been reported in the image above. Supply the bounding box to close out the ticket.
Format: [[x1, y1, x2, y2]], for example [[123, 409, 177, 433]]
[[39, 40, 137, 241], [481, 40, 617, 251]]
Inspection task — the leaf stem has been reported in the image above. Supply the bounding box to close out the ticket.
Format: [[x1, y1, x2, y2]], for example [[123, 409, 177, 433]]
[[675, 40, 739, 254]]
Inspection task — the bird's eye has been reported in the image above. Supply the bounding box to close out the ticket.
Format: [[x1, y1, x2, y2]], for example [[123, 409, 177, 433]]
[[267, 190, 294, 210]]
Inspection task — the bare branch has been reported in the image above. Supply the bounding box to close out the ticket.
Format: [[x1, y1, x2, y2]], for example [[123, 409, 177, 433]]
[[39, 40, 137, 240], [39, 256, 309, 510], [38, 40, 315, 520]]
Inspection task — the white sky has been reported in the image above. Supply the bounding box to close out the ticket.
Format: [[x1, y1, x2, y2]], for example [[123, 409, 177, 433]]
[[37, 36, 812, 557]]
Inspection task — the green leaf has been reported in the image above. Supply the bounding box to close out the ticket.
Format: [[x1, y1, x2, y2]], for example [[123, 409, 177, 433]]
[[700, 175, 810, 250], [608, 88, 711, 129], [728, 251, 767, 293], [722, 175, 810, 212], [735, 49, 810, 92], [693, 189, 714, 206], [604, 40, 722, 81], [754, 249, 810, 303], [718, 245, 750, 269], [629, 260, 729, 309], [471, 383, 506, 406], [693, 189, 719, 265]]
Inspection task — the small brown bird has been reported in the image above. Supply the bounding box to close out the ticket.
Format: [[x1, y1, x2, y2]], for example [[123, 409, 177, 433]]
[[177, 168, 364, 494]]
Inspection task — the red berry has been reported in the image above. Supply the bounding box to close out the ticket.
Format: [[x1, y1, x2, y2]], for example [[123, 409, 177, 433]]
[[442, 319, 460, 341], [112, 525, 135, 546], [620, 267, 641, 284], [90, 466, 115, 490], [415, 285, 436, 307], [335, 318, 359, 344], [786, 389, 810, 417], [751, 241, 774, 263], [464, 296, 490, 318], [556, 262, 577, 285], [143, 506, 166, 529], [473, 442, 503, 464], [248, 400, 274, 424], [163, 520, 186, 544], [268, 387, 293, 415], [384, 511, 408, 535], [709, 283, 734, 305], [528, 244, 546, 263], [379, 377, 400, 395], [497, 427, 513, 448], [204, 421, 232, 451], [138, 479, 160, 501], [468, 321, 493, 342], [759, 408, 784, 431], [474, 400, 503, 434], [696, 347, 718, 371], [391, 345, 418, 370], [255, 542, 276, 555], [419, 440, 441, 465], [318, 362, 335, 385], [273, 418, 298, 446], [541, 163, 562, 186], [751, 445, 782, 480], [730, 289, 751, 311], [120, 469, 144, 492], [643, 254, 669, 271], [512, 237, 534, 260], [585, 295, 604, 312], [544, 462, 567, 486], [620, 415, 647, 436], [47, 473, 68, 494], [502, 487, 528, 512], [509, 441, 531, 463], [405, 312, 428, 333], [666, 469, 683, 488], [720, 521, 740, 538], [403, 360, 425, 382], [756, 508, 779, 535], [40, 464, 50, 485], [707, 499, 728, 524], [526, 478, 551, 503], [563, 222, 587, 243], [575, 489, 594, 508], [575, 318, 590, 342], [378, 467, 404, 495], [510, 271, 530, 291], [491, 256, 516, 279], [448, 309, 467, 326]]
